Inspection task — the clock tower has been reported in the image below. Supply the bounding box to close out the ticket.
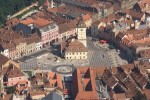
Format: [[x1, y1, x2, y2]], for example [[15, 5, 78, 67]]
[[77, 21, 87, 47]]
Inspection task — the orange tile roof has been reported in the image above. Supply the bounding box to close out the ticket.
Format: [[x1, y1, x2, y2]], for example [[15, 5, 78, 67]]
[[21, 18, 34, 25], [33, 17, 50, 27], [48, 72, 63, 89], [72, 67, 99, 100], [82, 14, 91, 21], [21, 17, 50, 27]]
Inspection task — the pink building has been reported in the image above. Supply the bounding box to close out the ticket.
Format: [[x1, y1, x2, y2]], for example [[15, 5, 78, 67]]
[[39, 23, 59, 47], [2, 64, 26, 87]]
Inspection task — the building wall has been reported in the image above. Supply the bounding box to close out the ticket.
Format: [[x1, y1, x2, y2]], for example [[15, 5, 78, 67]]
[[84, 19, 92, 28], [31, 95, 45, 100], [9, 48, 17, 59], [65, 52, 88, 59], [36, 42, 42, 50], [77, 27, 87, 47], [40, 25, 59, 46], [26, 43, 36, 54], [1, 49, 9, 58], [16, 43, 26, 58], [7, 76, 25, 87], [59, 29, 76, 41]]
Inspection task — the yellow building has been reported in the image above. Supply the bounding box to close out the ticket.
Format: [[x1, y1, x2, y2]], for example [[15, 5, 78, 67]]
[[14, 37, 26, 58], [64, 40, 88, 60]]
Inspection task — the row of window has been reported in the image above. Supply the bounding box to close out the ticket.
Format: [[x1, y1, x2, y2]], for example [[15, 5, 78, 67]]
[[66, 52, 86, 55], [66, 56, 86, 59]]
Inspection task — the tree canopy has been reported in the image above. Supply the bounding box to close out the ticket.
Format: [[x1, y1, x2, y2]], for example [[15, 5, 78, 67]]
[[0, 0, 44, 26]]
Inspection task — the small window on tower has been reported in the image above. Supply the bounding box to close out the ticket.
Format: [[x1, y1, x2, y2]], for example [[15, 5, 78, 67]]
[[80, 29, 83, 31]]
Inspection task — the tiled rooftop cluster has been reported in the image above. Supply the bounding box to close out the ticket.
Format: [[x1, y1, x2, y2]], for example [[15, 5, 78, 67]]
[[0, 0, 143, 60], [94, 64, 150, 100], [0, 53, 150, 100], [72, 67, 99, 100], [91, 0, 150, 60], [0, 0, 150, 99]]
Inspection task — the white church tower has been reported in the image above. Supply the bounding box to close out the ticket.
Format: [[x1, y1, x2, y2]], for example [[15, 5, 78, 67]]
[[77, 21, 87, 47]]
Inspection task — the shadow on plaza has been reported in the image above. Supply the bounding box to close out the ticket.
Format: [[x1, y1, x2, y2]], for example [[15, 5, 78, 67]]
[[51, 44, 61, 57], [106, 42, 132, 64], [118, 51, 133, 63]]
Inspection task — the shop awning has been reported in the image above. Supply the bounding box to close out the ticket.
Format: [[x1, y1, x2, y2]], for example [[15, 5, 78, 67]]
[[100, 40, 107, 43]]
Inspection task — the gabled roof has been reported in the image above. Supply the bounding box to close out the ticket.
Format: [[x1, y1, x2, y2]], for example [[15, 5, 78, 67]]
[[2, 65, 24, 78], [0, 54, 9, 66]]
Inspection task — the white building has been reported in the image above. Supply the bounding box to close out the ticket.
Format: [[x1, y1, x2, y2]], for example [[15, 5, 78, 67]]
[[76, 21, 87, 47]]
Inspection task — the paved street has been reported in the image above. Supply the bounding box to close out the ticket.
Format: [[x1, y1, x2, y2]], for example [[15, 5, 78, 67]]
[[87, 37, 111, 67], [16, 36, 128, 71]]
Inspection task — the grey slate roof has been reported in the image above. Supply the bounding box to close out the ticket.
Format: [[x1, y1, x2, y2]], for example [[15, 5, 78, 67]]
[[42, 91, 63, 100], [15, 23, 32, 35]]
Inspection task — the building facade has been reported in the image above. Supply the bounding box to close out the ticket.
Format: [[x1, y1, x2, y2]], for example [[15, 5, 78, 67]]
[[39, 23, 59, 47], [76, 21, 87, 47], [64, 40, 88, 60]]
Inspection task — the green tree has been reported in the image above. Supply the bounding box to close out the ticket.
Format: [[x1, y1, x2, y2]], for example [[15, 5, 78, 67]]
[[0, 0, 44, 27]]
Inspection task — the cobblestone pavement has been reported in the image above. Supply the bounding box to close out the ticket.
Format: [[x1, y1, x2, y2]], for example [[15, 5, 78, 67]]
[[18, 36, 128, 71], [87, 37, 111, 67]]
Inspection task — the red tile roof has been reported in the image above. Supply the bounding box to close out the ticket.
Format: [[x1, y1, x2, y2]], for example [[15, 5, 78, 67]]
[[72, 67, 99, 100], [2, 65, 24, 78], [21, 17, 50, 27], [82, 14, 91, 21], [62, 40, 88, 52]]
